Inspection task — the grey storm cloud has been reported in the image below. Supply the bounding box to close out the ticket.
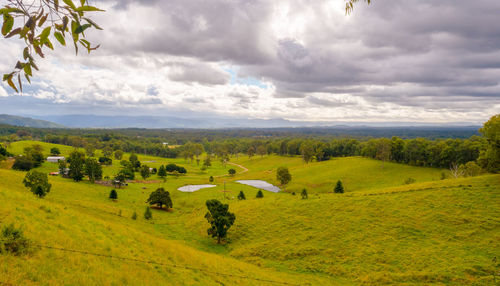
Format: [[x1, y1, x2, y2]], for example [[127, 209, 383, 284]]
[[169, 63, 229, 85], [95, 0, 500, 109], [1, 0, 498, 123]]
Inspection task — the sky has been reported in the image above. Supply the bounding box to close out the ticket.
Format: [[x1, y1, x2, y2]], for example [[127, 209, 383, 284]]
[[0, 0, 499, 125]]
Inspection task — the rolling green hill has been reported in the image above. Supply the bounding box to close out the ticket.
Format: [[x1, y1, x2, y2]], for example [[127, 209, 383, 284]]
[[1, 141, 498, 285]]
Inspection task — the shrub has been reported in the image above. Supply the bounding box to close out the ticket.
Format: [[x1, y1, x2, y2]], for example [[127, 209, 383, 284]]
[[301, 188, 308, 199], [131, 211, 137, 220], [460, 161, 483, 177], [440, 172, 447, 180], [403, 177, 416, 185], [237, 191, 246, 200], [98, 157, 112, 165], [109, 189, 118, 200], [144, 207, 152, 220], [12, 156, 34, 171], [256, 190, 264, 198], [209, 176, 214, 183], [50, 147, 61, 155], [165, 163, 187, 174], [0, 224, 32, 255], [334, 180, 344, 193]]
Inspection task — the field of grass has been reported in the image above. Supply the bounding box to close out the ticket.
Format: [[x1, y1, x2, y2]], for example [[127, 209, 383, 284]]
[[1, 141, 499, 285]]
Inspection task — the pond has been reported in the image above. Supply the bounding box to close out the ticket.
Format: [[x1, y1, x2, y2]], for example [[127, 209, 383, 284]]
[[236, 180, 281, 193], [177, 184, 217, 192]]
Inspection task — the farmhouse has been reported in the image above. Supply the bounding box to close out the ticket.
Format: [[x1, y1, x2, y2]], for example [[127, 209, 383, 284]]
[[47, 156, 65, 163]]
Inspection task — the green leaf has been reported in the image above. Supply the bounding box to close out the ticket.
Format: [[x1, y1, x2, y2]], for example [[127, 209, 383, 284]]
[[2, 14, 14, 36], [39, 26, 51, 42], [24, 73, 31, 84], [63, 0, 77, 10], [0, 8, 25, 15], [54, 31, 66, 46], [44, 39, 54, 50], [24, 63, 32, 76], [74, 23, 91, 34], [75, 6, 104, 12], [83, 17, 103, 30], [2, 73, 12, 81]]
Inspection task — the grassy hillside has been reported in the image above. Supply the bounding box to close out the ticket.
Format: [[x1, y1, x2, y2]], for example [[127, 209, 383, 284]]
[[1, 141, 499, 285]]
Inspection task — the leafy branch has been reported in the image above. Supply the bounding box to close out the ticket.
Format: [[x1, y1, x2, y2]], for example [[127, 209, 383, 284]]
[[1, 0, 104, 92], [345, 0, 371, 15]]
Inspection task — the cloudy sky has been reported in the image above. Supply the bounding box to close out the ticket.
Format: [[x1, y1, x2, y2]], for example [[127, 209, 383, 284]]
[[1, 0, 499, 125]]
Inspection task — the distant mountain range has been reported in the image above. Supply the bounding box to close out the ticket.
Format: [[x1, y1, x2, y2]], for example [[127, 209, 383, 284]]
[[0, 114, 65, 128], [31, 114, 481, 129], [0, 113, 481, 131]]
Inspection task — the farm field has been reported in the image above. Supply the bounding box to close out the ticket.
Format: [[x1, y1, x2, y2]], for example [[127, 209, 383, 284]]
[[0, 141, 499, 285]]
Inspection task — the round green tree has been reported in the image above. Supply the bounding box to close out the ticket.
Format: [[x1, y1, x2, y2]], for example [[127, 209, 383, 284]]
[[23, 171, 51, 198], [146, 187, 173, 209]]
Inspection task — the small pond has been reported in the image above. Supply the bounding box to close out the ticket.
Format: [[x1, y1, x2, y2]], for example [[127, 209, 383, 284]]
[[236, 180, 281, 193], [177, 184, 217, 192]]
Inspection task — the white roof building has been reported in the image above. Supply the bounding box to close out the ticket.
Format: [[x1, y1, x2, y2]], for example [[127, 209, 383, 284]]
[[47, 156, 65, 163]]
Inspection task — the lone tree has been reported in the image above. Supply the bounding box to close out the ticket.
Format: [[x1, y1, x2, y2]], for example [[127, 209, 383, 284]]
[[1, 0, 103, 92], [68, 150, 85, 182], [228, 168, 236, 176], [301, 188, 308, 199], [109, 189, 117, 200], [157, 165, 167, 181], [146, 187, 173, 210], [237, 191, 246, 200], [84, 157, 102, 183], [256, 190, 264, 198], [334, 180, 344, 193], [204, 199, 236, 244], [144, 206, 152, 220], [276, 166, 292, 189], [209, 176, 214, 183], [140, 165, 150, 180], [23, 170, 51, 198]]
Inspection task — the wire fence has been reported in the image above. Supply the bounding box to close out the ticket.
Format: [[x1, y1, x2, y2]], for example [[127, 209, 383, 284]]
[[33, 244, 301, 286]]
